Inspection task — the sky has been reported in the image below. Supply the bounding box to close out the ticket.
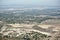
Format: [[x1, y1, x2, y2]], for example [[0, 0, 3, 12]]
[[0, 0, 60, 7]]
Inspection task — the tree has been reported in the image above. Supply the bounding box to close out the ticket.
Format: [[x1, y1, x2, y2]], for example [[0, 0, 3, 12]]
[[0, 33, 3, 40], [23, 34, 30, 40]]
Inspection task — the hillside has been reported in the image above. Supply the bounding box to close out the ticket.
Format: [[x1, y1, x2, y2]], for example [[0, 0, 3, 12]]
[[0, 8, 60, 40]]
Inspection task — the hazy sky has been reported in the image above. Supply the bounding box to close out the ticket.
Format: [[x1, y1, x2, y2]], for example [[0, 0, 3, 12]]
[[0, 0, 60, 7]]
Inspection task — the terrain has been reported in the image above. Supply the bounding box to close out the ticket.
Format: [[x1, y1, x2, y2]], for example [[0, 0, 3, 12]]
[[0, 7, 60, 40]]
